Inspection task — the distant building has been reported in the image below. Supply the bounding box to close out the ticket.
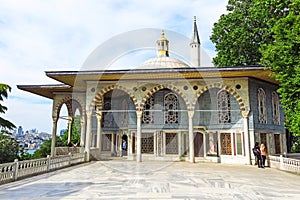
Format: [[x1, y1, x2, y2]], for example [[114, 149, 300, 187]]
[[17, 126, 23, 136], [18, 17, 287, 165]]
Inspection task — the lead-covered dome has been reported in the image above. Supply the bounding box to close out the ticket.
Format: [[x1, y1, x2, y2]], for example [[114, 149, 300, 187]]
[[139, 30, 190, 69], [139, 56, 189, 69]]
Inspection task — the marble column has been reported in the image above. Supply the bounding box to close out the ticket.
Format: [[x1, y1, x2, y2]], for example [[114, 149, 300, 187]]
[[242, 110, 251, 165], [136, 111, 142, 162], [50, 116, 58, 157], [85, 111, 92, 161], [96, 112, 102, 150], [67, 116, 73, 145], [188, 111, 195, 163], [80, 116, 86, 147]]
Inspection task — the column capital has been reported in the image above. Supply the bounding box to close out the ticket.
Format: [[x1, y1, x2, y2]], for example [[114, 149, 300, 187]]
[[241, 110, 250, 118], [96, 111, 102, 121], [52, 115, 58, 122], [188, 110, 194, 119], [136, 110, 143, 119]]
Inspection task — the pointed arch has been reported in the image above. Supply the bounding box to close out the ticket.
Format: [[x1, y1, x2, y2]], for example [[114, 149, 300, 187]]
[[53, 95, 85, 118], [89, 84, 139, 112], [140, 84, 190, 111], [191, 82, 246, 112]]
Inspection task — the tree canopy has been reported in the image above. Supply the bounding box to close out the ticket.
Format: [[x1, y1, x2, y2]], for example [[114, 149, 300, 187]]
[[211, 0, 300, 145], [0, 83, 16, 130], [260, 0, 300, 137]]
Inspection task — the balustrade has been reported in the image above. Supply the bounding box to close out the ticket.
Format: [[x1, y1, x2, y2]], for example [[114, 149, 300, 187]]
[[0, 152, 86, 185]]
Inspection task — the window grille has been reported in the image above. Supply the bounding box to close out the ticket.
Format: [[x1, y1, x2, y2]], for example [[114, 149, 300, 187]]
[[164, 93, 178, 124], [101, 134, 112, 151], [141, 133, 154, 153], [272, 92, 280, 125], [217, 90, 231, 123], [258, 88, 267, 124], [103, 102, 113, 127], [165, 133, 178, 154], [221, 133, 232, 155], [142, 96, 154, 124]]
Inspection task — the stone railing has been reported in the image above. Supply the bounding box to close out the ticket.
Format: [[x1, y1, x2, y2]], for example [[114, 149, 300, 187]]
[[269, 155, 300, 174], [0, 152, 86, 185], [55, 146, 83, 156]]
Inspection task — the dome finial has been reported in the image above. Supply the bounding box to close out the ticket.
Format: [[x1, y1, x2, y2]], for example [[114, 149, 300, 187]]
[[194, 16, 196, 22], [156, 30, 169, 57]]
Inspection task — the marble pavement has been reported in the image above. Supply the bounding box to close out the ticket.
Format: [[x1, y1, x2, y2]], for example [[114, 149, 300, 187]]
[[0, 160, 300, 199]]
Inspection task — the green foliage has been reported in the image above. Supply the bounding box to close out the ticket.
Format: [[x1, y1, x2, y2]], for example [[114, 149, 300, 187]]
[[0, 83, 16, 130], [31, 136, 63, 159], [211, 0, 260, 66], [28, 115, 81, 159], [260, 0, 300, 137], [211, 0, 291, 67], [211, 0, 300, 148], [0, 130, 19, 163]]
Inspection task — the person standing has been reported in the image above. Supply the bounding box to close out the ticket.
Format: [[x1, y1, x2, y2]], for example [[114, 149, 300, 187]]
[[253, 142, 262, 168], [260, 143, 267, 168]]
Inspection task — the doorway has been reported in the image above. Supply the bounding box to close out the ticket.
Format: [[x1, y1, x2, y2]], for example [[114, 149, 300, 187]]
[[194, 132, 204, 157]]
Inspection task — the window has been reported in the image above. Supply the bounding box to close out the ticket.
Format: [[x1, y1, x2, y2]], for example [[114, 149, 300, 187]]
[[274, 134, 281, 154], [221, 133, 232, 155], [164, 93, 178, 124], [258, 88, 267, 124], [142, 96, 154, 124], [141, 133, 154, 153], [103, 102, 113, 127], [217, 90, 231, 123], [101, 134, 112, 151], [165, 133, 178, 154], [272, 92, 280, 125], [236, 133, 242, 155]]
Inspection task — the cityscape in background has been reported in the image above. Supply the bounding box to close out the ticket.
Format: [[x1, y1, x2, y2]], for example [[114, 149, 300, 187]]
[[11, 126, 67, 154]]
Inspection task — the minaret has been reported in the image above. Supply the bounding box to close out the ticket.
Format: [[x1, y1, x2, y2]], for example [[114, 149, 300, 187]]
[[190, 16, 201, 67], [156, 30, 169, 57]]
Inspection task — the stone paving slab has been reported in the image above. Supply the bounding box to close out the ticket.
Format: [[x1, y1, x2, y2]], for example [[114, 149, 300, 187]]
[[0, 160, 300, 199]]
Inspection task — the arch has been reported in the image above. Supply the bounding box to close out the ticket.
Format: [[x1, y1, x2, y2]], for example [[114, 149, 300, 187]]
[[53, 96, 85, 118], [89, 84, 139, 112], [191, 82, 246, 112], [140, 84, 191, 111]]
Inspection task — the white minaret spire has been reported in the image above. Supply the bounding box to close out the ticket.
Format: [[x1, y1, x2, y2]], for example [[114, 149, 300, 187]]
[[190, 16, 201, 67]]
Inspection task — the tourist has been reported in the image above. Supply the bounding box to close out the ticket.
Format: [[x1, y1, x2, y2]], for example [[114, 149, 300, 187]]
[[260, 143, 267, 168], [122, 139, 127, 156], [253, 142, 262, 168]]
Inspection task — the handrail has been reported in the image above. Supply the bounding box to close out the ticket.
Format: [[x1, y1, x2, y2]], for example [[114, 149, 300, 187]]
[[269, 155, 300, 174], [0, 152, 86, 185]]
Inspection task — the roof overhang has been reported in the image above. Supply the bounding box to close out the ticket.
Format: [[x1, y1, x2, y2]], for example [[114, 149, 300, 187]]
[[45, 66, 278, 87], [17, 84, 72, 99], [18, 66, 278, 100]]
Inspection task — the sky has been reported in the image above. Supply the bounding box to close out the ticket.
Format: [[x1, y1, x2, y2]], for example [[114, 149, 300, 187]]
[[0, 0, 228, 134]]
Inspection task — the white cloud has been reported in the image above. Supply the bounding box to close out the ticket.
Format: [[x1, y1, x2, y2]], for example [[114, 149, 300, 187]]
[[0, 0, 227, 133]]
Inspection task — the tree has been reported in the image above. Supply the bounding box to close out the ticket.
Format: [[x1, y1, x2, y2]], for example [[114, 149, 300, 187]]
[[210, 0, 291, 67], [211, 0, 300, 151], [0, 83, 16, 130], [211, 0, 260, 66], [260, 0, 300, 137], [0, 130, 19, 163], [30, 115, 81, 159]]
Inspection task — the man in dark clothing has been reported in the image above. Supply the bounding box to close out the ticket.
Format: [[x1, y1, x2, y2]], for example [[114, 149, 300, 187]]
[[253, 142, 263, 168]]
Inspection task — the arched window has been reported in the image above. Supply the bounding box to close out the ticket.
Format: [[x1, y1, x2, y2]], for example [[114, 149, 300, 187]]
[[142, 96, 154, 124], [258, 88, 267, 124], [272, 91, 280, 125], [103, 102, 113, 127], [121, 99, 128, 126], [217, 90, 231, 123], [164, 93, 178, 124]]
